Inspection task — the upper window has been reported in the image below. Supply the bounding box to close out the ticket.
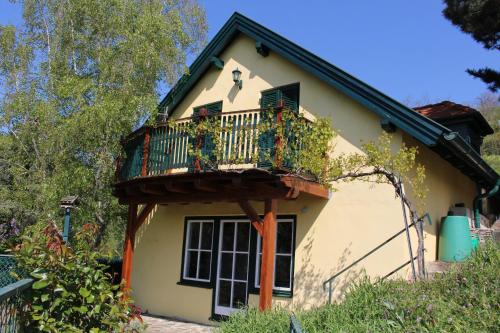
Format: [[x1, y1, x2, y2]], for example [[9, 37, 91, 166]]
[[182, 220, 214, 282], [254, 218, 295, 292], [260, 84, 299, 112]]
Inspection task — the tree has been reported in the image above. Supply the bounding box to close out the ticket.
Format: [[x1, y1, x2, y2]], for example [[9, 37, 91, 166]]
[[476, 92, 500, 172], [0, 0, 207, 251], [442, 0, 500, 92]]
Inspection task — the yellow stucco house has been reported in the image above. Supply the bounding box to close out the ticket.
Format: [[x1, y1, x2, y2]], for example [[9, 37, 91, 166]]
[[113, 13, 499, 324]]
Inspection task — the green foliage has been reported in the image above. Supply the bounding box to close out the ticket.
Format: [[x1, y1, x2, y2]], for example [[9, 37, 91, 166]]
[[477, 92, 500, 173], [154, 108, 427, 214], [13, 222, 144, 332], [0, 0, 207, 251], [442, 0, 500, 91], [218, 242, 500, 333]]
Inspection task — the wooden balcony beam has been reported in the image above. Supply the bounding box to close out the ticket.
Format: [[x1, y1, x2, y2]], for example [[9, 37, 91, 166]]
[[139, 184, 164, 196], [194, 179, 219, 192], [132, 203, 156, 235], [281, 176, 330, 199], [164, 181, 191, 194], [115, 172, 330, 204], [238, 200, 263, 236]]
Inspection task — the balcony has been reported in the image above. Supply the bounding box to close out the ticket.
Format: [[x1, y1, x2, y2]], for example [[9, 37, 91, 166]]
[[113, 108, 330, 204]]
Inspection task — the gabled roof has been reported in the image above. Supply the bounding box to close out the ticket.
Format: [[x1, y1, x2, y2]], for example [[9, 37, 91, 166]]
[[414, 101, 494, 136], [158, 12, 499, 188]]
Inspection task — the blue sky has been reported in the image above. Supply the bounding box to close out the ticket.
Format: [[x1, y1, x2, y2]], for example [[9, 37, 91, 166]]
[[2, 0, 498, 106]]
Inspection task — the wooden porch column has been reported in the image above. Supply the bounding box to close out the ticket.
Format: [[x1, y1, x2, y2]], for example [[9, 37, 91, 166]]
[[259, 198, 278, 311], [141, 127, 150, 177], [122, 204, 138, 293]]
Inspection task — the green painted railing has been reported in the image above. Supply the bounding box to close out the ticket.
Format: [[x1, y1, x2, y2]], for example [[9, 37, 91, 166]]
[[117, 109, 299, 181], [0, 256, 18, 288], [0, 256, 32, 332], [0, 279, 33, 333]]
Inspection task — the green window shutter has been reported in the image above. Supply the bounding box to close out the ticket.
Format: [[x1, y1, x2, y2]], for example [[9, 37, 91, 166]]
[[258, 84, 299, 168], [280, 85, 299, 112], [260, 89, 281, 109], [190, 101, 223, 171], [259, 89, 279, 167], [260, 85, 299, 112]]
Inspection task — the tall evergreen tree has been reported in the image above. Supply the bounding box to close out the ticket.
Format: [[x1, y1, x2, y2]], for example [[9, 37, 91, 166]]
[[442, 0, 500, 92], [0, 0, 207, 252]]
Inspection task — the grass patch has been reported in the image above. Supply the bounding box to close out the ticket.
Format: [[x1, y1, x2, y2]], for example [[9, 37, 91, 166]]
[[219, 242, 499, 332]]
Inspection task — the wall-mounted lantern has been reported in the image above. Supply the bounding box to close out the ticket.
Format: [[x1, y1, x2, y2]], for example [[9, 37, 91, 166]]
[[232, 67, 242, 89], [60, 195, 79, 244]]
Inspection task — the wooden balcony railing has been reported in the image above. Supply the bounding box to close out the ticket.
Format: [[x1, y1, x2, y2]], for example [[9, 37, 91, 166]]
[[116, 108, 305, 182]]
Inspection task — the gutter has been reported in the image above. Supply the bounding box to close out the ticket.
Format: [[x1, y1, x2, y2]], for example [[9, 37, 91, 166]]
[[440, 132, 499, 187]]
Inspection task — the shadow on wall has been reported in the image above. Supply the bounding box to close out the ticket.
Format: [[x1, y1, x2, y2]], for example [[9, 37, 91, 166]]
[[292, 228, 365, 310]]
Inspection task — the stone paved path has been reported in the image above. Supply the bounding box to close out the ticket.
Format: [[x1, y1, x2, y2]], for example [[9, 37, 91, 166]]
[[143, 315, 215, 333]]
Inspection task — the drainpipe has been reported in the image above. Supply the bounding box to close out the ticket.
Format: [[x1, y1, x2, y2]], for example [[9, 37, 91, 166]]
[[473, 179, 500, 228]]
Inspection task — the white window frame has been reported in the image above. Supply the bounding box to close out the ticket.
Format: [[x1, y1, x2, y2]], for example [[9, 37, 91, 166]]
[[182, 219, 214, 282], [254, 218, 294, 292]]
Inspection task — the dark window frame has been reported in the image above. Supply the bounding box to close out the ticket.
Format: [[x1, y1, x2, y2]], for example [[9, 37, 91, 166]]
[[178, 218, 216, 288], [248, 215, 296, 298], [178, 215, 297, 319]]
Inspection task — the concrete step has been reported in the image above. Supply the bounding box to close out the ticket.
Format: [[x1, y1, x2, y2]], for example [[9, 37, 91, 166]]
[[426, 261, 458, 278]]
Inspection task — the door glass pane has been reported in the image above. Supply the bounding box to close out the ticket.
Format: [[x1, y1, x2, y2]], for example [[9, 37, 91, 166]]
[[275, 255, 291, 288], [234, 253, 248, 281], [200, 223, 213, 250], [232, 281, 247, 308], [220, 253, 233, 279], [186, 250, 198, 279], [198, 251, 211, 280], [236, 223, 250, 251], [218, 280, 231, 307], [276, 222, 292, 254], [222, 223, 235, 251], [188, 222, 200, 249]]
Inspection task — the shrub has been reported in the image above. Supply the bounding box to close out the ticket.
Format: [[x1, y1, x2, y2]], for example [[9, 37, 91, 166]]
[[219, 242, 500, 333], [0, 218, 21, 253], [13, 222, 143, 332]]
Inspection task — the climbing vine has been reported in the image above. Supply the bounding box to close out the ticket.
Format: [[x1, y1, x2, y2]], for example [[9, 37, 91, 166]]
[[159, 107, 428, 277]]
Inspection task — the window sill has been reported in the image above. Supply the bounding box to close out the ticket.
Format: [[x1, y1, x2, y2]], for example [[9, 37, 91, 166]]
[[248, 289, 293, 299], [209, 314, 228, 322], [176, 279, 213, 289]]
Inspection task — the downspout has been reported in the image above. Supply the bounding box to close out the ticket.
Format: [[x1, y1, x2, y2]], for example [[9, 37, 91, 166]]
[[473, 179, 500, 228]]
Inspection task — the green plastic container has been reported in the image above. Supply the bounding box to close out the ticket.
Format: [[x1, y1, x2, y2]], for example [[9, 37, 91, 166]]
[[439, 215, 472, 262]]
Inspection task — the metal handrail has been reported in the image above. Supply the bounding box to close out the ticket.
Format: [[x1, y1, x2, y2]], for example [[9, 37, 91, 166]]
[[0, 278, 33, 332], [0, 279, 33, 302], [290, 314, 304, 333], [322, 222, 415, 303], [380, 256, 419, 281]]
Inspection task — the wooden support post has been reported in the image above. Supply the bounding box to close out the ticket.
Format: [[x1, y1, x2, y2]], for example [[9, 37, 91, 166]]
[[122, 204, 138, 294], [141, 127, 150, 177], [259, 199, 277, 311]]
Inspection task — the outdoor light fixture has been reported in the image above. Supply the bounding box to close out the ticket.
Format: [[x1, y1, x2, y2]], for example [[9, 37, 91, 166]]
[[60, 195, 79, 243], [232, 67, 242, 89]]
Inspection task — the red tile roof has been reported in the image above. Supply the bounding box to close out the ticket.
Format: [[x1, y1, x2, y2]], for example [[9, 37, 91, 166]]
[[414, 101, 477, 120], [413, 101, 493, 135]]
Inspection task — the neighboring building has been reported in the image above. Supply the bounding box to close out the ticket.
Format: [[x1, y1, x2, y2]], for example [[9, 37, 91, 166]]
[[113, 13, 499, 324], [414, 101, 494, 154]]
